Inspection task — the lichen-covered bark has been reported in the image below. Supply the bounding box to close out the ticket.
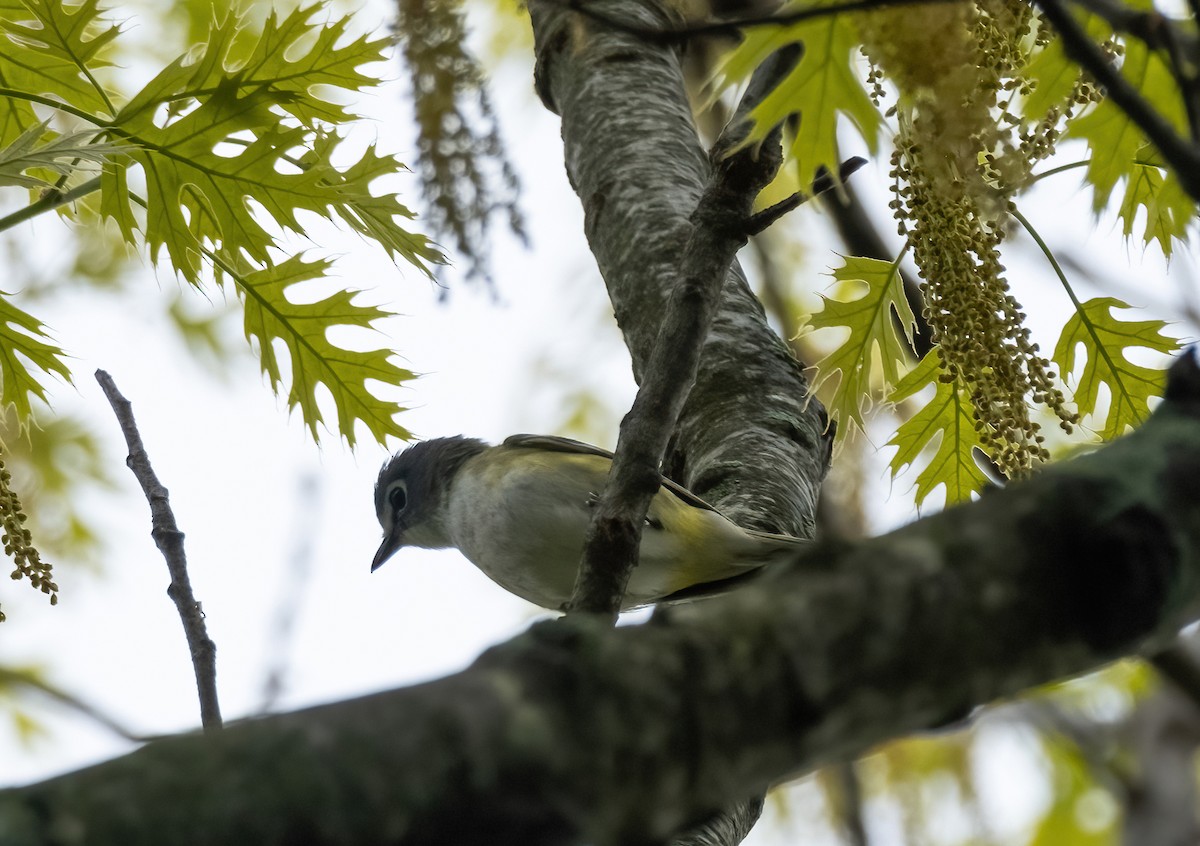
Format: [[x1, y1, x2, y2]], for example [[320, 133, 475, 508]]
[[530, 0, 831, 537], [4, 358, 1200, 845]]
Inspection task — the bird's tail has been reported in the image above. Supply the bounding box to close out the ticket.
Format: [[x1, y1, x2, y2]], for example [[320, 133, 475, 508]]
[[735, 528, 809, 565], [657, 529, 807, 606]]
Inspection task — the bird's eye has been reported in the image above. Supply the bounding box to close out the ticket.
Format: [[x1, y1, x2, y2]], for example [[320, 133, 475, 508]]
[[387, 481, 407, 512]]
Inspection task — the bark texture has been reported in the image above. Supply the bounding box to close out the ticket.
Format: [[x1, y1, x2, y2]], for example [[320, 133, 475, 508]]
[[3, 354, 1200, 844], [530, 0, 832, 538]]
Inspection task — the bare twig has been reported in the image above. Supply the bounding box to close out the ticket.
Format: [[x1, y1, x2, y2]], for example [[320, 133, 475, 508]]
[[744, 156, 868, 235], [95, 370, 222, 733], [566, 46, 801, 620]]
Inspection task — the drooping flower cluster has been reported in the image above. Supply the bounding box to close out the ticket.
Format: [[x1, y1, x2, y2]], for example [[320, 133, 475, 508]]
[[1, 452, 56, 622], [861, 0, 1086, 477]]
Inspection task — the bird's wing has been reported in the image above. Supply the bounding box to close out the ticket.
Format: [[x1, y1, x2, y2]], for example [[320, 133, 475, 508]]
[[501, 433, 718, 513]]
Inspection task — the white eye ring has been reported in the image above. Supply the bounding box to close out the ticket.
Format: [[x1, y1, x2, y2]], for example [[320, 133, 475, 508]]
[[386, 479, 408, 512]]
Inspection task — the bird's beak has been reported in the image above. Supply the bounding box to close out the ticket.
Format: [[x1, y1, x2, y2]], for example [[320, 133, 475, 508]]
[[371, 530, 403, 572]]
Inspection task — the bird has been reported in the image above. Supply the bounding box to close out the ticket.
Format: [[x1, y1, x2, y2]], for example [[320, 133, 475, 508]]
[[371, 433, 807, 612]]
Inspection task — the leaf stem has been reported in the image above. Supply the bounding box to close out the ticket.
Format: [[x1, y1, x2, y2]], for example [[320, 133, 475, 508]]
[[1012, 205, 1129, 401], [0, 88, 112, 127], [1011, 206, 1083, 309], [0, 176, 102, 233], [1030, 160, 1089, 182]]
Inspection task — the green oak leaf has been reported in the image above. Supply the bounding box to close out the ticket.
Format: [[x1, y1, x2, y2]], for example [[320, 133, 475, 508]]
[[0, 0, 119, 144], [711, 6, 882, 181], [1052, 296, 1178, 440], [0, 293, 71, 423], [887, 349, 989, 506], [233, 253, 414, 446], [0, 121, 121, 188], [806, 254, 916, 435]]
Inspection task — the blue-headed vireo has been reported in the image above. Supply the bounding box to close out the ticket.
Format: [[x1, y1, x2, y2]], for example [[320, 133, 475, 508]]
[[371, 434, 806, 611]]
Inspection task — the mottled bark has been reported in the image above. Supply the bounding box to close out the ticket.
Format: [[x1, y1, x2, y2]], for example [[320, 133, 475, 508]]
[[3, 354, 1200, 845], [530, 0, 832, 538], [530, 4, 825, 838]]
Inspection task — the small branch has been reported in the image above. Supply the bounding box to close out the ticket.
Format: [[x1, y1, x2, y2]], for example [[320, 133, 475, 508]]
[[831, 762, 870, 846], [0, 668, 149, 743], [0, 176, 102, 234], [744, 156, 868, 236], [566, 46, 800, 620], [1071, 0, 1200, 139], [95, 370, 222, 733], [1035, 0, 1200, 202], [551, 0, 965, 44]]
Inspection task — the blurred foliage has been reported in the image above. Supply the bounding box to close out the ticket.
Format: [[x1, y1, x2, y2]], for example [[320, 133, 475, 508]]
[[0, 405, 114, 570], [0, 665, 51, 747], [396, 0, 526, 290]]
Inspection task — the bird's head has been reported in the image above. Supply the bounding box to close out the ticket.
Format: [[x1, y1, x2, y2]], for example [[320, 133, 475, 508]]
[[372, 436, 489, 572]]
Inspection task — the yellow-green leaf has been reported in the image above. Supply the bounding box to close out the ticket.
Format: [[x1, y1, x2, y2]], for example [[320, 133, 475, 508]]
[[99, 3, 442, 281], [887, 350, 989, 506], [0, 0, 119, 144], [0, 293, 71, 423], [1116, 153, 1194, 256], [712, 5, 882, 181], [233, 253, 414, 446], [806, 255, 915, 435], [1067, 34, 1188, 209], [1022, 33, 1079, 119], [0, 121, 119, 188], [1052, 296, 1178, 440]]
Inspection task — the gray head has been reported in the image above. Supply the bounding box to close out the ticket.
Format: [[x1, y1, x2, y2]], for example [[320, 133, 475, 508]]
[[372, 436, 489, 572]]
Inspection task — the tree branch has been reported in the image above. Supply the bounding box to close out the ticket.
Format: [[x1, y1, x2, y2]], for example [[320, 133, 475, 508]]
[[531, 0, 830, 541], [544, 0, 964, 44], [5, 350, 1200, 844], [1035, 0, 1200, 201], [1069, 0, 1200, 139], [567, 45, 800, 618], [532, 1, 829, 837], [743, 157, 868, 236], [95, 370, 222, 733]]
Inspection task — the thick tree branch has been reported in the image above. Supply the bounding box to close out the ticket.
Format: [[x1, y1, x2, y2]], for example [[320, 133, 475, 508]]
[[567, 46, 799, 618], [4, 351, 1200, 844], [530, 0, 830, 542], [545, 0, 963, 44], [533, 4, 827, 836], [95, 370, 222, 734]]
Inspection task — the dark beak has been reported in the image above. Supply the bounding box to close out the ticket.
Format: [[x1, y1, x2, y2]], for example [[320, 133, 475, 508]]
[[371, 531, 403, 572]]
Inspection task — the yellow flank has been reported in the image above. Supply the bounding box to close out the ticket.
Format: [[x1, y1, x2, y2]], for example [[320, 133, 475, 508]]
[[375, 434, 807, 612]]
